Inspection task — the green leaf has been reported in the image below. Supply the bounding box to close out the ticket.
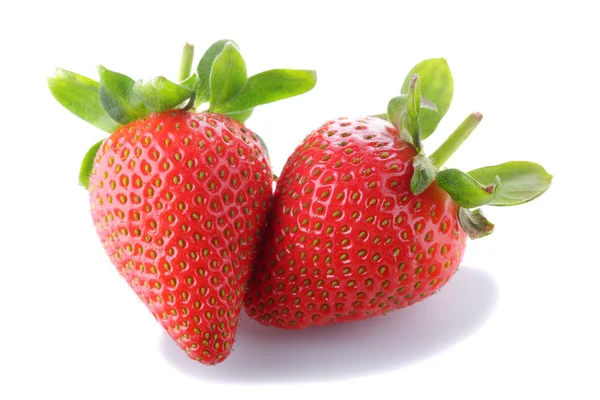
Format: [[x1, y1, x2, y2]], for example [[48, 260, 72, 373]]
[[180, 73, 199, 110], [410, 154, 438, 195], [387, 95, 412, 144], [468, 161, 552, 206], [180, 73, 199, 91], [98, 65, 148, 124], [195, 39, 235, 105], [373, 113, 389, 121], [133, 76, 193, 112], [226, 108, 254, 123], [48, 69, 121, 133], [420, 96, 438, 111], [406, 74, 422, 152], [437, 169, 500, 208], [458, 208, 495, 239], [386, 95, 438, 146], [387, 95, 407, 129], [401, 58, 453, 139], [79, 139, 104, 189], [214, 69, 317, 114], [384, 97, 435, 121], [209, 42, 247, 111], [254, 132, 270, 162]]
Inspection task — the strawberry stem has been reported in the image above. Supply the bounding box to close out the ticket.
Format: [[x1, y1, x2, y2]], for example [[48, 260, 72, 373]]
[[178, 43, 195, 82], [430, 112, 482, 169]]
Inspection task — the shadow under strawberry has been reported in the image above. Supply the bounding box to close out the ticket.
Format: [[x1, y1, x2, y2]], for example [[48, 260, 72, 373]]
[[159, 266, 498, 383]]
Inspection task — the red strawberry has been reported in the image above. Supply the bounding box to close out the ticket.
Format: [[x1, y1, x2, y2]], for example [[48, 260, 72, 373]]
[[245, 59, 551, 329], [90, 110, 271, 364], [246, 116, 465, 328], [48, 41, 316, 363]]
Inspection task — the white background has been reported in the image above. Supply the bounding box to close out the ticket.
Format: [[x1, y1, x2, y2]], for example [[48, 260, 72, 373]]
[[1, 1, 598, 399]]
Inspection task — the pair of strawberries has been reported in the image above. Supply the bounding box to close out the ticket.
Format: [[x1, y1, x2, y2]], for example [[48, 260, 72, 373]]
[[48, 40, 551, 365]]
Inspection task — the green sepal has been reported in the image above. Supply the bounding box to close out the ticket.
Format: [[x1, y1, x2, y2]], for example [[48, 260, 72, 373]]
[[468, 161, 552, 206], [401, 58, 453, 139], [458, 208, 495, 239], [48, 69, 121, 133], [387, 95, 412, 144], [386, 94, 437, 147], [180, 73, 199, 91], [195, 39, 235, 106], [98, 65, 148, 124], [209, 42, 247, 112], [373, 113, 389, 121], [214, 69, 317, 114], [406, 74, 422, 152], [420, 97, 438, 111], [255, 132, 270, 162], [79, 139, 104, 189], [437, 169, 501, 208], [226, 108, 254, 124], [199, 40, 316, 118], [133, 75, 195, 112], [410, 154, 437, 195]]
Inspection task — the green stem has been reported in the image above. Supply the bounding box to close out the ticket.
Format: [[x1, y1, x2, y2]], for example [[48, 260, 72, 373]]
[[178, 43, 195, 82], [430, 112, 482, 169], [183, 91, 197, 111]]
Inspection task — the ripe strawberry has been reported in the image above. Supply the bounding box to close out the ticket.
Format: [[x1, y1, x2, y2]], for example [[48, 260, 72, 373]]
[[245, 59, 551, 329], [90, 110, 271, 364], [246, 116, 464, 328], [48, 41, 316, 363]]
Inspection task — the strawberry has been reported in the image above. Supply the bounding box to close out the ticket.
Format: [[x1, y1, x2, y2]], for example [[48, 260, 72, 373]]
[[48, 41, 316, 363], [245, 59, 551, 329]]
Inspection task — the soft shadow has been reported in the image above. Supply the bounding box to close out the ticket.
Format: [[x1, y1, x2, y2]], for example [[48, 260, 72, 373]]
[[160, 266, 498, 383]]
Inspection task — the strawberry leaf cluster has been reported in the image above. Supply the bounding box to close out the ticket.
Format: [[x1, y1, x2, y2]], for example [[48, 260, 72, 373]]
[[383, 59, 551, 238], [48, 40, 317, 188]]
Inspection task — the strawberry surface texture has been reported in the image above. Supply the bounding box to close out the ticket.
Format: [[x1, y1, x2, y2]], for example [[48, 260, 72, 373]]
[[246, 116, 467, 329], [245, 58, 551, 331], [49, 42, 551, 363], [90, 111, 272, 363], [49, 40, 316, 364]]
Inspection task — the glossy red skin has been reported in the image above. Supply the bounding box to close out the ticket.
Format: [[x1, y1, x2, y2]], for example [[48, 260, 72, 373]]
[[245, 116, 467, 329], [89, 110, 272, 364]]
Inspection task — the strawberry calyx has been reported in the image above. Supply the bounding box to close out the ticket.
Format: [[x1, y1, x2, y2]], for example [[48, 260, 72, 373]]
[[49, 40, 316, 128], [48, 40, 316, 188], [78, 139, 103, 189], [383, 59, 552, 239]]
